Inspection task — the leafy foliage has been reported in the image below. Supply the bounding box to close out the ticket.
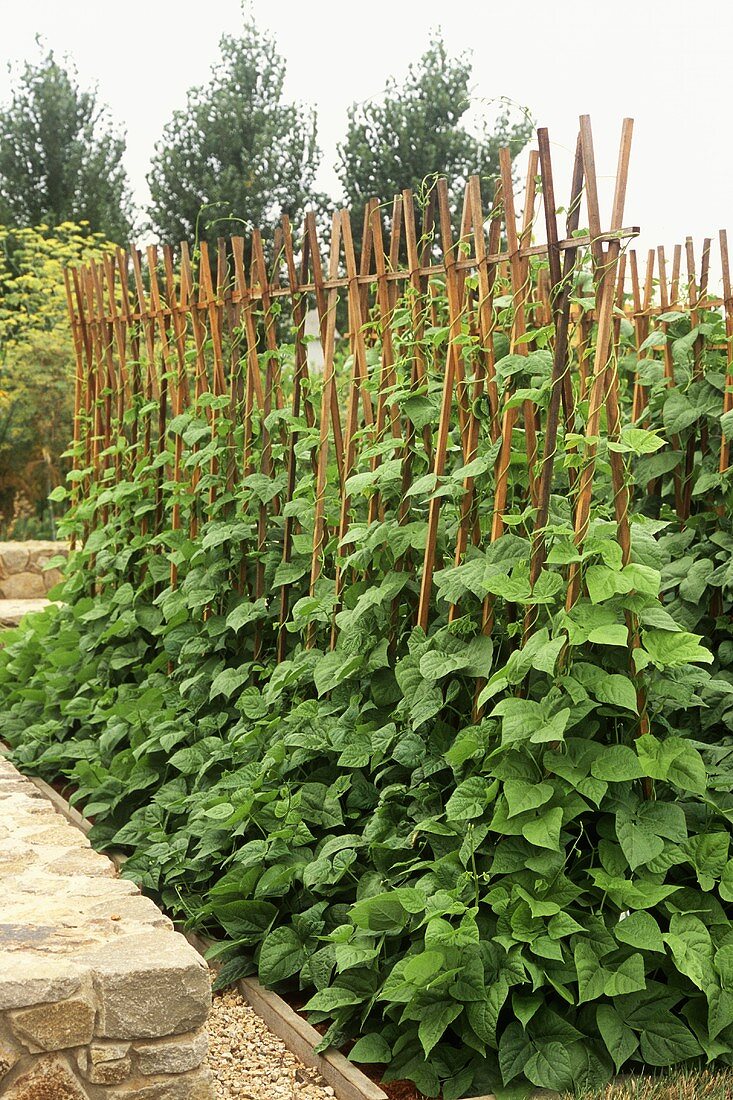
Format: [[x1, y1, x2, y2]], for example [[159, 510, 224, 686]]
[[0, 50, 133, 242], [3, 228, 733, 1100], [0, 223, 114, 529]]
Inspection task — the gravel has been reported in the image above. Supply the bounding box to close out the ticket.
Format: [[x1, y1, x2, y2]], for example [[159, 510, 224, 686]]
[[207, 987, 337, 1100]]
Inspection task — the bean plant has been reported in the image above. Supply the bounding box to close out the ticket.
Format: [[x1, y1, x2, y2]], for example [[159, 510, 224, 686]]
[[2, 232, 733, 1100]]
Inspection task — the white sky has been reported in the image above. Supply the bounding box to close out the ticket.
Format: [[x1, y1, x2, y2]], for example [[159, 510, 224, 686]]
[[1, 0, 732, 290]]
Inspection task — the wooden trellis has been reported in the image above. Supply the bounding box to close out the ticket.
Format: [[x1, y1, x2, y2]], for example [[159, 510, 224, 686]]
[[64, 114, 732, 705]]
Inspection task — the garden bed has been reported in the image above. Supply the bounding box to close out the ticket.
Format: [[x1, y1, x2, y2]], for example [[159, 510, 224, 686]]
[[11, 753, 727, 1100]]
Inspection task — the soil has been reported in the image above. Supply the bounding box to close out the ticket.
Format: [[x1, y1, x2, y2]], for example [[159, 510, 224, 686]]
[[370, 1077, 422, 1100]]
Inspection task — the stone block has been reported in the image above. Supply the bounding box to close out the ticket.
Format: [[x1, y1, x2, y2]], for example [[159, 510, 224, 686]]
[[134, 1028, 208, 1074], [12, 871, 138, 900], [0, 792, 49, 817], [77, 1041, 132, 1085], [0, 852, 41, 878], [0, 1037, 21, 1081], [28, 551, 57, 574], [0, 598, 51, 627], [107, 1067, 214, 1099], [86, 1055, 133, 1085], [11, 993, 96, 1051], [3, 1054, 90, 1098], [0, 571, 47, 599], [7, 789, 55, 828], [0, 545, 30, 574], [87, 932, 210, 1039], [0, 954, 83, 1011], [45, 847, 117, 878], [86, 893, 171, 928], [17, 822, 89, 847], [91, 1041, 132, 1061]]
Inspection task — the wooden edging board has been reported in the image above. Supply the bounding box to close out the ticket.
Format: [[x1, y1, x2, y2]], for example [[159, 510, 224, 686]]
[[1, 747, 507, 1100]]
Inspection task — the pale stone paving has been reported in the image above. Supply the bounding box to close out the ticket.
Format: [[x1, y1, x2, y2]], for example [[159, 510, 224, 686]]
[[0, 599, 51, 628], [0, 754, 214, 1098]]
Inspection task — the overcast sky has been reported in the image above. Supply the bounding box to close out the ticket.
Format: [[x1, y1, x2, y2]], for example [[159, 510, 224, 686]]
[[1, 0, 731, 290]]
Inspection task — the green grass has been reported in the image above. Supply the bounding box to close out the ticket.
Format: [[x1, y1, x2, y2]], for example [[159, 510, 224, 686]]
[[567, 1068, 733, 1100]]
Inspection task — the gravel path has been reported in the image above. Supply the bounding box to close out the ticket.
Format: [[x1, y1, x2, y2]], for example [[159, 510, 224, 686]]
[[207, 988, 336, 1100]]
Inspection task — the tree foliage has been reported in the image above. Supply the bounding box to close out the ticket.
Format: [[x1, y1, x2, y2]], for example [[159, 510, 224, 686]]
[[337, 33, 533, 209], [0, 51, 133, 243], [0, 223, 113, 531], [147, 19, 322, 247]]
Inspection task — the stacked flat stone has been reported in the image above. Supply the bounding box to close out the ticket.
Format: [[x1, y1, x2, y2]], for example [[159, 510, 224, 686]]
[[0, 541, 67, 601], [0, 755, 214, 1098], [0, 599, 52, 628]]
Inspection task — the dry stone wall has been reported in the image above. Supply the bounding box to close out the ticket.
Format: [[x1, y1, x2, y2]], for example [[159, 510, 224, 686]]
[[0, 755, 214, 1099], [0, 541, 68, 600]]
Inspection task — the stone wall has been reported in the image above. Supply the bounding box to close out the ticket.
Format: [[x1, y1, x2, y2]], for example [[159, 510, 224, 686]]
[[0, 541, 68, 600], [0, 755, 214, 1098]]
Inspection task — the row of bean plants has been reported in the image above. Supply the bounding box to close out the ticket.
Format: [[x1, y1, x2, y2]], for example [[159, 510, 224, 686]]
[[3, 151, 733, 1097]]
